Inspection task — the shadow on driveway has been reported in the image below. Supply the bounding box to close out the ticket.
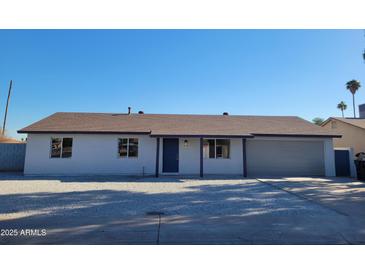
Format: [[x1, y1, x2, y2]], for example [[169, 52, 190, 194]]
[[1, 175, 365, 244]]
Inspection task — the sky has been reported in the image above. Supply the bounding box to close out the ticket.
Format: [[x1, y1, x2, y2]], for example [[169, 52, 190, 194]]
[[0, 30, 364, 139]]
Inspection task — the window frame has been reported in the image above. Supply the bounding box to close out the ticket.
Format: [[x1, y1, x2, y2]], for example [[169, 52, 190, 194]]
[[49, 137, 73, 159], [203, 138, 230, 159], [118, 138, 139, 158]]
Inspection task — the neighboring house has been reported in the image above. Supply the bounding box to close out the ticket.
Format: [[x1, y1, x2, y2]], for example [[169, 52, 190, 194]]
[[321, 104, 365, 156], [321, 118, 365, 155], [18, 112, 340, 177]]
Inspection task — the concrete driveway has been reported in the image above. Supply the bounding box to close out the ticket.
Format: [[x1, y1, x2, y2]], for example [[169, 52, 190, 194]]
[[0, 173, 365, 244]]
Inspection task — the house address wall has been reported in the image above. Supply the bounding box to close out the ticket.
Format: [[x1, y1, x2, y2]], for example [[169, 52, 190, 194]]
[[24, 134, 244, 175], [24, 134, 335, 176]]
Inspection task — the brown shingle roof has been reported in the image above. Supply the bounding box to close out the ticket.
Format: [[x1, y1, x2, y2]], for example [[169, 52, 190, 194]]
[[18, 112, 340, 138]]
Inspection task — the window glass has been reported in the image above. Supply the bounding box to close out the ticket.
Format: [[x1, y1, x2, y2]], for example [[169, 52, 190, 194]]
[[118, 138, 128, 157], [216, 145, 223, 158], [51, 138, 62, 158], [203, 139, 230, 159], [128, 138, 139, 157], [203, 139, 216, 158], [216, 139, 230, 158], [129, 138, 138, 146], [61, 138, 73, 158], [128, 144, 138, 157], [118, 138, 138, 158], [50, 137, 73, 158]]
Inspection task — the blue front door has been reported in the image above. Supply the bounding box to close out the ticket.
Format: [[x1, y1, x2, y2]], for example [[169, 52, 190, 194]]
[[335, 150, 350, 177], [163, 138, 179, 173]]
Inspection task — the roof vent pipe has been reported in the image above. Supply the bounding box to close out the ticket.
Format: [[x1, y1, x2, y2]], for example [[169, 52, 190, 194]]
[[223, 112, 229, 116], [138, 111, 144, 114], [128, 107, 131, 115]]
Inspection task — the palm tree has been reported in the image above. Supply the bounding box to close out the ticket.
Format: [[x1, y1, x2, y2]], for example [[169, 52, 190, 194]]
[[337, 101, 347, 117], [346, 80, 361, 118]]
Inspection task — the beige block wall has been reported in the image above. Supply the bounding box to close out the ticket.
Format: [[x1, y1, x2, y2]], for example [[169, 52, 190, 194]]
[[322, 120, 365, 155]]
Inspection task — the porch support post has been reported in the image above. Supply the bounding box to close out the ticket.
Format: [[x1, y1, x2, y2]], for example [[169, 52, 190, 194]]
[[242, 138, 247, 177], [200, 137, 203, 177], [155, 137, 160, 177]]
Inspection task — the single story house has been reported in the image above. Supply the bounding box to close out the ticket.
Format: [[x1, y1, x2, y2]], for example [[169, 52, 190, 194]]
[[321, 105, 365, 156], [18, 112, 340, 177]]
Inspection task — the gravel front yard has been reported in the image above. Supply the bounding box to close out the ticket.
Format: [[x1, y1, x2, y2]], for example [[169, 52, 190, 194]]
[[0, 175, 333, 219], [1, 174, 365, 244]]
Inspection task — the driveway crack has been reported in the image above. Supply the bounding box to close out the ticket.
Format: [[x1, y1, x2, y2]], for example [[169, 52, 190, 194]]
[[146, 211, 164, 244], [338, 232, 353, 244], [156, 214, 162, 245]]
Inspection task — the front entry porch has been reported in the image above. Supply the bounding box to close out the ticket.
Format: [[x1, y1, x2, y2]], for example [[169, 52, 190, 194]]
[[154, 137, 248, 178]]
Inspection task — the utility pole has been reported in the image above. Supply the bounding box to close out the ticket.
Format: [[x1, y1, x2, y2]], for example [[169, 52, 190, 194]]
[[2, 80, 13, 136], [363, 30, 365, 62]]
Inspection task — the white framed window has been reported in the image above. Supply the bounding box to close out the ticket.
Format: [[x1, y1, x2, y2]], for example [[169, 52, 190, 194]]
[[203, 139, 230, 159], [50, 137, 73, 158], [118, 138, 139, 158]]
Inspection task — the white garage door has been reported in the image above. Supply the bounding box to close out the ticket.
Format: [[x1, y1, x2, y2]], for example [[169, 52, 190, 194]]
[[246, 139, 325, 176]]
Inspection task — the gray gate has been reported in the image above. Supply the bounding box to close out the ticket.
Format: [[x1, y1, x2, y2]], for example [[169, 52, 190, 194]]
[[0, 143, 26, 171]]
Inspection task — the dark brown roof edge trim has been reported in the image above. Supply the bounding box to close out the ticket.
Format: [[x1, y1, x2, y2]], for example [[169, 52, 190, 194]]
[[17, 130, 152, 135], [149, 134, 254, 138], [252, 133, 342, 138], [17, 131, 341, 138]]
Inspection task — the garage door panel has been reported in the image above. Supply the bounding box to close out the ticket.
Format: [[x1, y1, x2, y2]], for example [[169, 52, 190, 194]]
[[247, 140, 325, 176]]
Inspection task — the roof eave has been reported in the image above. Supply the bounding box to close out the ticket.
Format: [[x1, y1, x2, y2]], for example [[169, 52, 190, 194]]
[[149, 134, 254, 138], [252, 133, 342, 138], [17, 131, 341, 138], [17, 130, 152, 135]]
